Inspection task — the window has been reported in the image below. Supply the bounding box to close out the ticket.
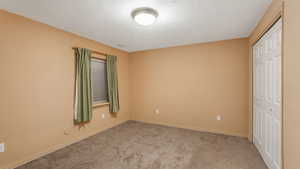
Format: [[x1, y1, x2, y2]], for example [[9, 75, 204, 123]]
[[91, 58, 108, 104]]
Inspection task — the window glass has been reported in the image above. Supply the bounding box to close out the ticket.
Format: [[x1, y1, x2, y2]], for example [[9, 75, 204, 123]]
[[91, 59, 108, 103]]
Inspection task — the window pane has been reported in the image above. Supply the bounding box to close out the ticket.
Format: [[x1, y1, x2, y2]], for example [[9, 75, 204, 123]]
[[91, 59, 108, 103]]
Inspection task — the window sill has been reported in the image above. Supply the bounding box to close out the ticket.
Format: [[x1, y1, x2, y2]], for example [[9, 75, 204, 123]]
[[93, 102, 110, 108]]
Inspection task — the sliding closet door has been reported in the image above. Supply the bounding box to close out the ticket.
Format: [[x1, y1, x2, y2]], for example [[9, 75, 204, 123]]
[[253, 18, 282, 169]]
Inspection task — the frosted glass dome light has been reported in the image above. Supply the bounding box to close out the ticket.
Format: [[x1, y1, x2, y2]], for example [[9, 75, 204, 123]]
[[132, 7, 158, 26]]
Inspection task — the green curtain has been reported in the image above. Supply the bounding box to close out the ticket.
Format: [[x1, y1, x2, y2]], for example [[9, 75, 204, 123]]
[[106, 55, 120, 113], [74, 48, 92, 123]]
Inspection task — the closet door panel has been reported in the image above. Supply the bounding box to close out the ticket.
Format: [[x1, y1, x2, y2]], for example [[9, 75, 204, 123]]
[[253, 18, 282, 169]]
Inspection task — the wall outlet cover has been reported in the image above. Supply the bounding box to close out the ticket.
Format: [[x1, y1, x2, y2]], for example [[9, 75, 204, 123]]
[[0, 143, 4, 152], [216, 115, 222, 121], [102, 113, 105, 119], [64, 130, 70, 135]]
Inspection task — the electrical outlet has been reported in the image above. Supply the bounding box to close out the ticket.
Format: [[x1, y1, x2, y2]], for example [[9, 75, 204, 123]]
[[0, 143, 5, 152], [155, 108, 160, 115], [64, 130, 70, 135], [216, 115, 222, 121], [102, 113, 105, 119]]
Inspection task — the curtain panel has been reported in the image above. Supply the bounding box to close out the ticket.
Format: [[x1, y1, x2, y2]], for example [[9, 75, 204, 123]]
[[74, 48, 92, 123], [106, 55, 120, 113]]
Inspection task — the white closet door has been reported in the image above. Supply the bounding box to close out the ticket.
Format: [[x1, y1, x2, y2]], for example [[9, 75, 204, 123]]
[[253, 18, 282, 169]]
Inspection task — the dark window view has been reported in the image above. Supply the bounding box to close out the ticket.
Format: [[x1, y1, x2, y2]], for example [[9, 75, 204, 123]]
[[91, 59, 108, 103]]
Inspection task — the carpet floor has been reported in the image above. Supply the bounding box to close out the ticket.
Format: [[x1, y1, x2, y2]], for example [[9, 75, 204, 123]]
[[16, 121, 267, 169]]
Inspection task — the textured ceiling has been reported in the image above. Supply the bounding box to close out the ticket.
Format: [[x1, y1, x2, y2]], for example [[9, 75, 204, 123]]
[[0, 0, 272, 52]]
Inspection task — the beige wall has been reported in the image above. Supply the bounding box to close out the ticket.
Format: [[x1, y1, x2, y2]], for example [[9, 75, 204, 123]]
[[129, 38, 250, 137], [0, 10, 130, 169], [283, 0, 300, 169]]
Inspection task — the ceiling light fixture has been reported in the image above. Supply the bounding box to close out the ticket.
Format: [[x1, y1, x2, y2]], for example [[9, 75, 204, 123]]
[[131, 7, 158, 26]]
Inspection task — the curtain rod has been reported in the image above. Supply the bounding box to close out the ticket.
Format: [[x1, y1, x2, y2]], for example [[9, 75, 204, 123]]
[[72, 47, 108, 57]]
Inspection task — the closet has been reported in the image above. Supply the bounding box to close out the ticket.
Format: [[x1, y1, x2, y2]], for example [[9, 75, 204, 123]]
[[253, 18, 282, 169]]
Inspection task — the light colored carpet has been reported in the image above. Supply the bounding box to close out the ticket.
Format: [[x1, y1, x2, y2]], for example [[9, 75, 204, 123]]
[[16, 121, 267, 169]]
